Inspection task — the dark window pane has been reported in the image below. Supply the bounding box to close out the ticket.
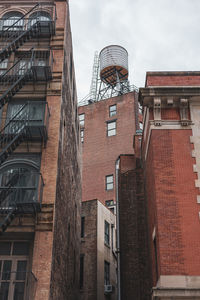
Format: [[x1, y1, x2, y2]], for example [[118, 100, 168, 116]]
[[0, 243, 11, 255], [2, 261, 12, 280], [81, 217, 85, 238], [16, 261, 27, 280], [13, 242, 29, 255], [14, 282, 25, 300], [0, 282, 9, 300], [104, 261, 110, 285]]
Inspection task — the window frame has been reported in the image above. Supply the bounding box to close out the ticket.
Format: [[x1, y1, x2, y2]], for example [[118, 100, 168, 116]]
[[107, 120, 116, 137], [106, 175, 114, 191], [104, 261, 110, 285], [109, 104, 117, 117], [81, 216, 85, 238], [80, 129, 84, 143], [104, 221, 110, 246], [79, 114, 85, 127]]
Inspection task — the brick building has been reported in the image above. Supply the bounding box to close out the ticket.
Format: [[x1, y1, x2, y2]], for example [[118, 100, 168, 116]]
[[0, 1, 81, 299], [139, 71, 200, 299], [80, 199, 117, 300], [79, 91, 138, 206], [78, 90, 145, 299]]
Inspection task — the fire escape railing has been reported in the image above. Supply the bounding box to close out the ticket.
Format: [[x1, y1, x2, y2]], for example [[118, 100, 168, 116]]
[[0, 3, 56, 63], [0, 48, 52, 109], [0, 101, 50, 165], [0, 171, 44, 233]]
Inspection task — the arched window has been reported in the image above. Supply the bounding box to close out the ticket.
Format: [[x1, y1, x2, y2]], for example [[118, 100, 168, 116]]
[[28, 11, 51, 28], [0, 161, 40, 207], [1, 11, 24, 31]]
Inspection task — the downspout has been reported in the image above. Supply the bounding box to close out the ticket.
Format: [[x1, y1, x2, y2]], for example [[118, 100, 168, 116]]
[[115, 157, 121, 300]]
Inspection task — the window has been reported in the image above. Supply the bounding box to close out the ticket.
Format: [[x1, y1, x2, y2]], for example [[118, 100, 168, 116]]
[[109, 104, 117, 117], [79, 114, 85, 127], [104, 221, 110, 246], [80, 255, 84, 289], [80, 130, 84, 143], [81, 217, 85, 238], [106, 175, 114, 191], [28, 11, 51, 28], [104, 261, 110, 285], [139, 122, 143, 130], [0, 59, 8, 75], [107, 121, 116, 136], [0, 241, 30, 299], [6, 100, 45, 130], [138, 103, 142, 114], [1, 12, 24, 31], [105, 200, 114, 207], [0, 160, 40, 208]]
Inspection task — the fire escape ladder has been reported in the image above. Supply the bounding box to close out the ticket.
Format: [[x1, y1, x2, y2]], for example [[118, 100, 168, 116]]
[[0, 52, 34, 109], [0, 206, 17, 234], [0, 103, 31, 165], [0, 4, 41, 63], [0, 172, 19, 206], [0, 2, 56, 63]]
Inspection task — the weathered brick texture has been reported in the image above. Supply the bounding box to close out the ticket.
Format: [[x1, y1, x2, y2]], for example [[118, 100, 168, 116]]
[[118, 155, 151, 300], [145, 129, 200, 285]]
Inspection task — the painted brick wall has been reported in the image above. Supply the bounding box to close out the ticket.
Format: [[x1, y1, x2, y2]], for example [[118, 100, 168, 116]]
[[145, 129, 200, 285]]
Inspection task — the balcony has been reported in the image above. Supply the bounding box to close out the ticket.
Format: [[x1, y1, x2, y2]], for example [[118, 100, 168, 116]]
[[0, 3, 56, 63], [0, 171, 44, 214], [0, 101, 50, 145], [0, 271, 37, 300]]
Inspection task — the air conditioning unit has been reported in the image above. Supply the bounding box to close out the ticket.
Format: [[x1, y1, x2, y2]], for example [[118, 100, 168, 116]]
[[104, 285, 113, 294]]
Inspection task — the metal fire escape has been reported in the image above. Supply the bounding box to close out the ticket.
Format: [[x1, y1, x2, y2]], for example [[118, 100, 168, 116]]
[[0, 3, 55, 63], [0, 3, 54, 233]]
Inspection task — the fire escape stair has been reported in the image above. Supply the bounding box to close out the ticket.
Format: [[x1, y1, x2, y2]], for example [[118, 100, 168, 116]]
[[0, 72, 32, 109], [0, 130, 27, 165], [0, 206, 17, 234], [0, 23, 41, 64]]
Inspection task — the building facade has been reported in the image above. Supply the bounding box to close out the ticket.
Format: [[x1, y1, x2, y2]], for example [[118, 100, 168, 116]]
[[139, 71, 200, 299], [80, 199, 117, 300], [79, 91, 143, 299], [0, 1, 81, 299], [78, 91, 139, 207]]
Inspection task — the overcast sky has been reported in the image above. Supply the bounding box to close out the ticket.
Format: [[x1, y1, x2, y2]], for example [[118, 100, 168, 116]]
[[69, 0, 200, 101]]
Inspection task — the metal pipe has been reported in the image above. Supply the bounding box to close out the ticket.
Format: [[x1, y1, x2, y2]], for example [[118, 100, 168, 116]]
[[115, 157, 121, 300]]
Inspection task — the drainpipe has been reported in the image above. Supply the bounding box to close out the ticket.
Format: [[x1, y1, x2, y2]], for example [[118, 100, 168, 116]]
[[115, 157, 121, 300]]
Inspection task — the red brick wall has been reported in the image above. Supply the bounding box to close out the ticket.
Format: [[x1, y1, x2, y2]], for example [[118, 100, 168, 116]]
[[79, 92, 137, 204], [145, 129, 200, 284], [146, 73, 200, 87]]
